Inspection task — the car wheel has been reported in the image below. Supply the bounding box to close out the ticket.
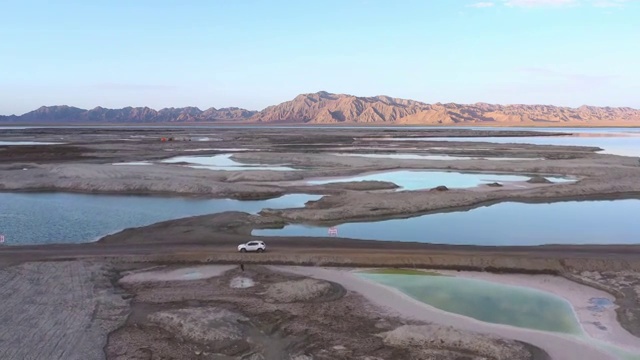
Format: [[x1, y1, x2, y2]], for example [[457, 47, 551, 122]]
[[240, 248, 246, 253], [257, 248, 264, 253]]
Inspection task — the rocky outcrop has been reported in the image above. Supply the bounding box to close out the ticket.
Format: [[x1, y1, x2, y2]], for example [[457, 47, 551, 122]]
[[250, 91, 640, 125], [379, 325, 546, 360], [265, 279, 333, 303], [527, 176, 552, 184], [148, 307, 249, 344]]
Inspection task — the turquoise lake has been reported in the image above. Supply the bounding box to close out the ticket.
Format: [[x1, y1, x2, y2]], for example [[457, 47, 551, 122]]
[[360, 273, 640, 359], [359, 273, 582, 334]]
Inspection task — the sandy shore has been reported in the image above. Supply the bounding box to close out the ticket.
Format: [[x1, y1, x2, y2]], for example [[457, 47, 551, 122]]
[[275, 266, 640, 360]]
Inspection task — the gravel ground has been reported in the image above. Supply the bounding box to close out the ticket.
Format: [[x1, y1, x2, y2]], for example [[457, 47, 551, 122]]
[[0, 261, 129, 360]]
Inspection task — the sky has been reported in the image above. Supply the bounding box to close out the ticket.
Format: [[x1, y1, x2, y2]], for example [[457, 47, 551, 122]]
[[1, 0, 639, 115]]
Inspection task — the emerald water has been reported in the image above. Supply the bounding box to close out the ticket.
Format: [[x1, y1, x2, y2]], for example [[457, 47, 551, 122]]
[[359, 273, 582, 334]]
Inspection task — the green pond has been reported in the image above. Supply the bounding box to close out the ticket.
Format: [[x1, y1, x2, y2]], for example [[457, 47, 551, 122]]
[[363, 268, 443, 276], [358, 272, 582, 334]]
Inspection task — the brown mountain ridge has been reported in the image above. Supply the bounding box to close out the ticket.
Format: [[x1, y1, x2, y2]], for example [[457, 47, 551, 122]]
[[250, 91, 640, 126], [2, 91, 640, 125]]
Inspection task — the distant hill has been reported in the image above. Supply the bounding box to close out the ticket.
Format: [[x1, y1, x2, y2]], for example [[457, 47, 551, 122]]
[[2, 91, 640, 125], [0, 105, 257, 123]]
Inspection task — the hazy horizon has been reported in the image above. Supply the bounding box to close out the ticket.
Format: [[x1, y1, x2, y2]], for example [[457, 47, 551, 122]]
[[2, 0, 639, 115]]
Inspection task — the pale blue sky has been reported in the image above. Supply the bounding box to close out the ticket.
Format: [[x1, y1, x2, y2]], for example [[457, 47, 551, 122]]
[[1, 0, 639, 115]]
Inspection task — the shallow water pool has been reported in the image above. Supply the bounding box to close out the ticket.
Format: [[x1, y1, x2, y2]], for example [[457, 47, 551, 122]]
[[332, 153, 544, 161], [307, 170, 571, 191], [387, 134, 640, 157], [360, 272, 640, 359], [112, 161, 152, 166], [162, 154, 298, 171], [0, 141, 62, 145], [359, 273, 582, 334]]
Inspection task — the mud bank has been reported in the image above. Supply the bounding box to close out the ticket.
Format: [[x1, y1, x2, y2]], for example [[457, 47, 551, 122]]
[[110, 263, 551, 360], [0, 259, 554, 360]]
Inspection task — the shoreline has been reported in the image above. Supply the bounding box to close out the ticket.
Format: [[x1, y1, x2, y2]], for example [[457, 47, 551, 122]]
[[274, 266, 627, 360], [259, 189, 640, 225], [435, 270, 640, 352], [4, 182, 640, 227]]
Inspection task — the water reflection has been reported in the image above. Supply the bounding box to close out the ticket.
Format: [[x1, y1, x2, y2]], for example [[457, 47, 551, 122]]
[[0, 192, 320, 245], [254, 200, 640, 245], [387, 134, 640, 157], [307, 170, 572, 191]]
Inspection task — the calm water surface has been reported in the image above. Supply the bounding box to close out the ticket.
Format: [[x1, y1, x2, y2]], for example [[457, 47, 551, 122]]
[[360, 273, 640, 359], [359, 273, 582, 333], [254, 199, 640, 245], [162, 154, 298, 171], [307, 170, 572, 191], [0, 192, 320, 245], [388, 132, 640, 157], [331, 153, 544, 161], [0, 141, 62, 145]]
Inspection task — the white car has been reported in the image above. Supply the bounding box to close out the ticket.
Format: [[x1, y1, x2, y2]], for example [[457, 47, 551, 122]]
[[237, 241, 266, 253]]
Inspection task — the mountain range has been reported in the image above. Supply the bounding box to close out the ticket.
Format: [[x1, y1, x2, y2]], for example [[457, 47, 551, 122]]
[[2, 91, 640, 126], [0, 105, 256, 124]]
